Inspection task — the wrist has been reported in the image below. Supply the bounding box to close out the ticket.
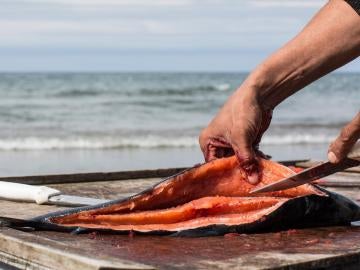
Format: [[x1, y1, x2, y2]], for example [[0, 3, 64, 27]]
[[239, 57, 304, 110], [232, 85, 270, 116], [236, 69, 275, 111]]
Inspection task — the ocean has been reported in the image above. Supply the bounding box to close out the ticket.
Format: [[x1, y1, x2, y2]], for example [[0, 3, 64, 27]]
[[0, 72, 358, 176]]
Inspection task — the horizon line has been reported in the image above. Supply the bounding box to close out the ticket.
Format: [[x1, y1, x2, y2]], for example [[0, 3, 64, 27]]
[[0, 70, 358, 74]]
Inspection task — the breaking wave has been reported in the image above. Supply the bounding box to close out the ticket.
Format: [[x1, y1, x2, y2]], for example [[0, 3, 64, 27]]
[[50, 83, 232, 98], [0, 134, 336, 151], [0, 136, 197, 150], [261, 134, 335, 145], [137, 84, 231, 96]]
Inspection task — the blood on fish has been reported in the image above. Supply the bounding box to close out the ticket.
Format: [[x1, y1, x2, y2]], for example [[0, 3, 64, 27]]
[[128, 230, 135, 238], [305, 239, 320, 245], [88, 231, 98, 240], [286, 229, 298, 236], [224, 233, 240, 238]]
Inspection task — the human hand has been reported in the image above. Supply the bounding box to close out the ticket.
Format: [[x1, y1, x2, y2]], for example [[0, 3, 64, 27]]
[[199, 89, 272, 184], [328, 112, 360, 163]]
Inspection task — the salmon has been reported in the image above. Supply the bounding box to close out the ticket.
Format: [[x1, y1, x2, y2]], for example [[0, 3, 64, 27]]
[[10, 157, 360, 236]]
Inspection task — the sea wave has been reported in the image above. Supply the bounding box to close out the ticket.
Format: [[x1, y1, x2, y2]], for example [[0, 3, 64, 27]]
[[0, 134, 336, 151], [52, 89, 103, 98], [215, 83, 231, 91], [261, 134, 334, 145], [137, 84, 231, 96], [49, 83, 232, 99], [0, 136, 197, 150]]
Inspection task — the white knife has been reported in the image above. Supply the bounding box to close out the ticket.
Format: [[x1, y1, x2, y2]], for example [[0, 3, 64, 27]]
[[0, 181, 111, 207]]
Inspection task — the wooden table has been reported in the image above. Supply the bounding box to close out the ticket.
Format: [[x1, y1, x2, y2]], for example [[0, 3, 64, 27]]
[[0, 160, 360, 270]]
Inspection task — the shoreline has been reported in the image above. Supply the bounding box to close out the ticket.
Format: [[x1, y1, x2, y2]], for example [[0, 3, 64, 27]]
[[0, 144, 329, 177]]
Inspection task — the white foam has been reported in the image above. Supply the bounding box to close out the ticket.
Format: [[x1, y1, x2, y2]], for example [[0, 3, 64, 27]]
[[0, 134, 335, 151], [0, 136, 197, 150], [215, 83, 230, 91], [261, 134, 334, 145]]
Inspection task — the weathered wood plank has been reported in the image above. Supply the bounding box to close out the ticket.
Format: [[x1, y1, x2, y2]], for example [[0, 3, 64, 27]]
[[0, 168, 187, 185], [0, 200, 67, 220], [21, 226, 360, 270], [296, 160, 360, 173], [0, 228, 153, 270]]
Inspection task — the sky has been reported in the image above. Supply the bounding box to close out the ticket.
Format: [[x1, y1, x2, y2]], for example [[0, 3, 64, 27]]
[[0, 0, 359, 72]]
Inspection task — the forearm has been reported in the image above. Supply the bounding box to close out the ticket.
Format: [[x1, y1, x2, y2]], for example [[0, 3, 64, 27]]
[[240, 0, 360, 109]]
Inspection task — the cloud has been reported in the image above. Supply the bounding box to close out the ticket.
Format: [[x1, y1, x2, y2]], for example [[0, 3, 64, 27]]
[[252, 0, 326, 8], [6, 0, 326, 7], [3, 0, 196, 7], [0, 15, 302, 51], [0, 0, 336, 71]]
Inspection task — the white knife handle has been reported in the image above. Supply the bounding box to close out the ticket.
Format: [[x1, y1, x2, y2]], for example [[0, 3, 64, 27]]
[[348, 141, 360, 161], [0, 181, 60, 204]]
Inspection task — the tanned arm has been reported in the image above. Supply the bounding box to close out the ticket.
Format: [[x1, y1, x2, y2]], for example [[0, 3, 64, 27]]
[[199, 0, 360, 184]]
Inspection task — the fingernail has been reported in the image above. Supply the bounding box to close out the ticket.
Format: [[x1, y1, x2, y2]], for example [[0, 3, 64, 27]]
[[247, 171, 259, 185], [328, 152, 338, 163]]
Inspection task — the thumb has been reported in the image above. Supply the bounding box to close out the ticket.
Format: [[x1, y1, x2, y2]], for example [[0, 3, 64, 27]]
[[232, 136, 259, 185], [328, 113, 360, 163], [328, 137, 357, 164]]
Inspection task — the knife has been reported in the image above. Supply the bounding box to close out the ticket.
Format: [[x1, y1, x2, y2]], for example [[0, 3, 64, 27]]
[[250, 142, 360, 194], [0, 181, 111, 207]]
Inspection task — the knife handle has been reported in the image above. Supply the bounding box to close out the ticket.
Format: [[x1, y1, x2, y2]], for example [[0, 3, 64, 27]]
[[0, 181, 60, 204], [348, 142, 360, 161]]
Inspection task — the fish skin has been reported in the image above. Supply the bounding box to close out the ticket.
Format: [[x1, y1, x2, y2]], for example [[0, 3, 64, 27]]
[[6, 158, 360, 236]]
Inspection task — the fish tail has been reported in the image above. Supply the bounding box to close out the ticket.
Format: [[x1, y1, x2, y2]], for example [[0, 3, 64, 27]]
[[0, 216, 71, 232], [0, 216, 40, 231]]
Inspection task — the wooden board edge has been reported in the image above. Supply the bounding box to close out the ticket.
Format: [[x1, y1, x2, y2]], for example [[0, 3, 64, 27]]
[[0, 228, 154, 270], [296, 160, 360, 173], [0, 167, 188, 185], [0, 249, 50, 270], [0, 159, 312, 185], [273, 250, 360, 270]]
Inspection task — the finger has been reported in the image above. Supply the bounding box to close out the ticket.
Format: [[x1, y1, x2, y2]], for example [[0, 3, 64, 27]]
[[198, 129, 208, 159], [232, 135, 259, 184], [206, 144, 219, 162], [208, 138, 233, 160], [199, 129, 214, 161], [328, 112, 360, 163], [243, 162, 260, 185], [201, 137, 233, 162]]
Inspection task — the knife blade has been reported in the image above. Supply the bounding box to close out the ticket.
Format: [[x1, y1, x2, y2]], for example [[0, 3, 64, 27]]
[[250, 158, 360, 194], [47, 194, 109, 207], [0, 181, 111, 207], [49, 193, 136, 207], [251, 141, 360, 194]]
